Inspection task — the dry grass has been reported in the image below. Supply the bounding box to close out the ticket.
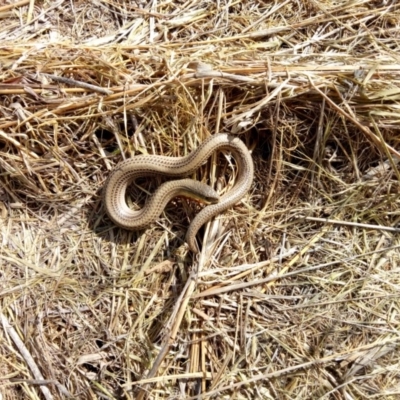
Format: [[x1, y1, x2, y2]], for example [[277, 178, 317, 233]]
[[1, 0, 400, 399]]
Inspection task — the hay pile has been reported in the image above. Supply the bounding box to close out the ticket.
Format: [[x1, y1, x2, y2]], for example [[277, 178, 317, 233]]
[[1, 1, 400, 399]]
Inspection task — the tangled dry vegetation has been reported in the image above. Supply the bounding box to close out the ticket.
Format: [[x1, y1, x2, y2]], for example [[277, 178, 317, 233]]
[[1, 0, 400, 399]]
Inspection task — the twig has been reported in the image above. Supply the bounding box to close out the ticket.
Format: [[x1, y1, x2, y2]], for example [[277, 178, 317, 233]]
[[1, 313, 54, 400], [303, 216, 400, 232], [41, 73, 113, 95]]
